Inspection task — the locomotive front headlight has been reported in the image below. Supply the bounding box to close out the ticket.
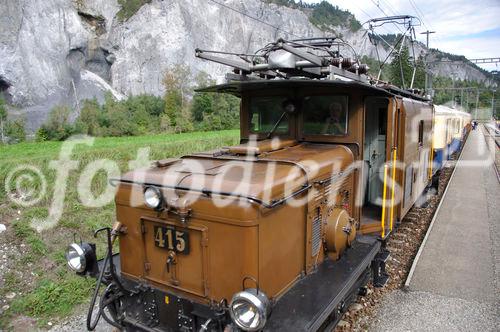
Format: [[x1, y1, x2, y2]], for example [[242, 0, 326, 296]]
[[66, 243, 87, 273], [229, 289, 271, 331], [144, 186, 163, 209]]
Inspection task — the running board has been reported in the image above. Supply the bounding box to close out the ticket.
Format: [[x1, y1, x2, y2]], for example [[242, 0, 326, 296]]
[[264, 237, 381, 331]]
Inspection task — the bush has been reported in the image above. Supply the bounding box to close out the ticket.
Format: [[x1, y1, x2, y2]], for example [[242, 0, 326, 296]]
[[34, 70, 240, 141], [37, 106, 74, 141], [74, 99, 101, 136]]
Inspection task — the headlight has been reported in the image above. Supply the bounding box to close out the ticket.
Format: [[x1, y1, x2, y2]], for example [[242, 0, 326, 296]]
[[66, 243, 87, 273], [66, 242, 96, 274], [144, 186, 163, 209], [229, 289, 271, 331]]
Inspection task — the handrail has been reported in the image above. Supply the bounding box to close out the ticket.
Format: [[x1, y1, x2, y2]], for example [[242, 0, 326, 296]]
[[428, 115, 435, 180], [428, 146, 434, 180], [390, 147, 397, 232], [381, 164, 389, 238], [109, 178, 311, 210]]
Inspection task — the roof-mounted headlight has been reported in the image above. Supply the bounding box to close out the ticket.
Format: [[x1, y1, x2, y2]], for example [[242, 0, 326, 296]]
[[229, 288, 271, 331], [144, 186, 163, 209], [66, 243, 95, 273]]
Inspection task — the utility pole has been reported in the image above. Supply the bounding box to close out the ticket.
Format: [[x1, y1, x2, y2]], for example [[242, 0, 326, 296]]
[[420, 30, 436, 95], [492, 89, 496, 119]]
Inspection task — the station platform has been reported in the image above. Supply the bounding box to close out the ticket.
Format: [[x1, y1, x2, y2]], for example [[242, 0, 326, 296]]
[[370, 129, 500, 331]]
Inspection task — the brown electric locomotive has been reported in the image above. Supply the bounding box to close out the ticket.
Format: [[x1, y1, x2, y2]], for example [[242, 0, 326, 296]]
[[66, 38, 443, 331]]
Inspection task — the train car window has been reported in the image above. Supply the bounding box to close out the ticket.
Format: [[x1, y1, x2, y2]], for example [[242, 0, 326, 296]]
[[418, 120, 424, 146], [302, 95, 348, 135], [249, 96, 290, 134]]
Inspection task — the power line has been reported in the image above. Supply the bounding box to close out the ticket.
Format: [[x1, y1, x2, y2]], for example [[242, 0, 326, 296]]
[[379, 0, 399, 17], [353, 3, 393, 35], [369, 0, 405, 34], [407, 0, 446, 46], [206, 0, 302, 38], [408, 0, 429, 30]]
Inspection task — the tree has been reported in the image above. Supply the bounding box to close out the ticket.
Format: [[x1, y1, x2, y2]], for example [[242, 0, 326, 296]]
[[162, 64, 192, 107], [191, 93, 213, 122], [164, 89, 183, 127], [413, 55, 426, 90], [37, 105, 74, 141], [388, 46, 413, 89], [74, 99, 101, 136], [162, 64, 192, 129]]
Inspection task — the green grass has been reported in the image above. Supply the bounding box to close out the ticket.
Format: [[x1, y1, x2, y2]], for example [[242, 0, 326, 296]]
[[9, 276, 95, 318], [0, 130, 239, 328]]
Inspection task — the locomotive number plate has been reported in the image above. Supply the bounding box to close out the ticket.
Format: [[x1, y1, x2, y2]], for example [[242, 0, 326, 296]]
[[154, 225, 190, 254]]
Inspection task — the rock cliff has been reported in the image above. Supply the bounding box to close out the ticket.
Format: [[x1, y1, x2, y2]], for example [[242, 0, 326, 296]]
[[0, 0, 491, 130]]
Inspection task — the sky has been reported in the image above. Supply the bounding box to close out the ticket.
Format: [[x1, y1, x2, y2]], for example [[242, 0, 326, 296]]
[[303, 0, 500, 72]]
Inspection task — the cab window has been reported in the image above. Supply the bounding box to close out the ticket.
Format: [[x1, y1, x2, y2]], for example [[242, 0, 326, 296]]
[[302, 95, 348, 135], [249, 96, 290, 134]]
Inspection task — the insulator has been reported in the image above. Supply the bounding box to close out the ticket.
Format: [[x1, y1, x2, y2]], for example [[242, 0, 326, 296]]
[[342, 58, 355, 68], [358, 64, 369, 75], [347, 64, 359, 73], [331, 58, 342, 66]]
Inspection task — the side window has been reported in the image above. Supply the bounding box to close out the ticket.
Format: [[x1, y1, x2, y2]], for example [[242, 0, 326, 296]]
[[302, 95, 348, 136], [418, 120, 424, 146], [249, 96, 290, 134]]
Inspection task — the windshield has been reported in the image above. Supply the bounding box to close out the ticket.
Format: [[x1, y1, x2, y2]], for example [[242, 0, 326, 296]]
[[249, 96, 290, 134], [302, 95, 348, 136]]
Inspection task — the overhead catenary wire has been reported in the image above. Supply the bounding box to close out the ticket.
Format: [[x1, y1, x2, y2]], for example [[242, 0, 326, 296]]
[[206, 0, 365, 61], [407, 0, 446, 46], [369, 0, 406, 35], [352, 2, 393, 35], [379, 0, 400, 17], [408, 0, 430, 30], [206, 0, 302, 38]]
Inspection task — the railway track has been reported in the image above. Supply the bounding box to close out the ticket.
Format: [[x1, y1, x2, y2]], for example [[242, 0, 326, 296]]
[[483, 122, 500, 148], [481, 123, 500, 182]]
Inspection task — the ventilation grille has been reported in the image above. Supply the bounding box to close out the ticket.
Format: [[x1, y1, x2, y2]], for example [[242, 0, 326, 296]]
[[312, 208, 322, 256]]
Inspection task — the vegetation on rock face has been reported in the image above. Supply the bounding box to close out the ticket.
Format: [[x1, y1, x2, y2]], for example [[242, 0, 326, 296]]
[[433, 76, 499, 117], [116, 0, 152, 21], [264, 0, 361, 32], [309, 1, 361, 32]]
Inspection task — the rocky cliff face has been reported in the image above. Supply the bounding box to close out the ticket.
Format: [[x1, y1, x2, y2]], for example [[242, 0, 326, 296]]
[[0, 0, 491, 131]]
